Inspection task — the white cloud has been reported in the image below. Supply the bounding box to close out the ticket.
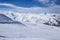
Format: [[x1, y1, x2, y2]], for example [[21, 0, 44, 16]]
[[0, 3, 16, 7], [34, 0, 57, 4], [34, 0, 57, 7], [0, 3, 22, 8], [0, 3, 44, 13], [34, 0, 49, 3], [0, 3, 60, 13]]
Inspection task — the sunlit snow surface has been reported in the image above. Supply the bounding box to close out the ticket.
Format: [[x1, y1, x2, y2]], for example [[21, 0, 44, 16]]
[[0, 23, 60, 40], [0, 13, 60, 40]]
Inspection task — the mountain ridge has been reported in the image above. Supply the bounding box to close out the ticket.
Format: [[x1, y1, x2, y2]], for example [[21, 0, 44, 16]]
[[2, 12, 60, 26]]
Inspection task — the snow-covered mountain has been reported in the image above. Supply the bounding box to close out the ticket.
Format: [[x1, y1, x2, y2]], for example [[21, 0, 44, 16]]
[[2, 12, 60, 26], [0, 13, 24, 25], [0, 14, 13, 22]]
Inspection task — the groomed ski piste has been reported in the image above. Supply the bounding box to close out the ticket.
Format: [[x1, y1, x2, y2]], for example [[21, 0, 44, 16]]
[[0, 12, 60, 40]]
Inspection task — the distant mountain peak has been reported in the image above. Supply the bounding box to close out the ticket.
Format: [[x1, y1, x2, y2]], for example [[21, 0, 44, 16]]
[[0, 14, 24, 25], [0, 14, 13, 22]]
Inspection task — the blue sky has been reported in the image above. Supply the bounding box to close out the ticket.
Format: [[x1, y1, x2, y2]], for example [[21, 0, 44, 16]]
[[0, 0, 60, 7], [0, 0, 46, 7], [0, 0, 60, 13]]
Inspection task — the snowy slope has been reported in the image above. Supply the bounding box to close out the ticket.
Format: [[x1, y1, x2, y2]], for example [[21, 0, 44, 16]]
[[0, 13, 60, 40], [0, 23, 60, 40]]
